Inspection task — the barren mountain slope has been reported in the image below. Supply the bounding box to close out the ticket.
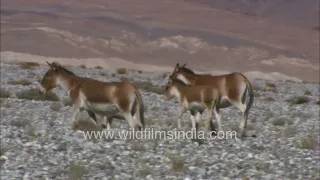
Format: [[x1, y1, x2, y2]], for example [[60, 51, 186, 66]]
[[1, 0, 319, 82]]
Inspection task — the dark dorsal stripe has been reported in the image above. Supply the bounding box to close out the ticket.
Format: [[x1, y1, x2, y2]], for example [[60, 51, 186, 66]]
[[179, 67, 196, 75], [53, 63, 76, 76]]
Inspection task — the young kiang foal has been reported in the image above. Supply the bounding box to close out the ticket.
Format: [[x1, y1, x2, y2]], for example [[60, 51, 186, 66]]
[[163, 77, 221, 135], [169, 63, 254, 138], [39, 62, 145, 131]]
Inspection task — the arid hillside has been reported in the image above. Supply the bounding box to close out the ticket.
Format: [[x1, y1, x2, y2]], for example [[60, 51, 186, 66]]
[[1, 0, 319, 82]]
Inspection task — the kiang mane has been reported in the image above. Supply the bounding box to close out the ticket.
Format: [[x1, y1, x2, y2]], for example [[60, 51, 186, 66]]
[[55, 64, 76, 76], [179, 67, 195, 75]]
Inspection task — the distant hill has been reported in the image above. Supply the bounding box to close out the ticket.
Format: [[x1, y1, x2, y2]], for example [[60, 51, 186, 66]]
[[1, 0, 319, 82]]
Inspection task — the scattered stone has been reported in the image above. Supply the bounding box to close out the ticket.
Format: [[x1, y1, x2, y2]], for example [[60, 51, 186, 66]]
[[0, 63, 319, 179]]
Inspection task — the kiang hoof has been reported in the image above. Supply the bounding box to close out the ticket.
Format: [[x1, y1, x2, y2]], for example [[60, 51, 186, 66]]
[[250, 132, 257, 138], [211, 131, 217, 136], [101, 124, 107, 129]]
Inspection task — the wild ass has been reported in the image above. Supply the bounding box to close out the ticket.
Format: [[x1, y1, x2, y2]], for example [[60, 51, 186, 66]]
[[39, 62, 145, 131], [163, 77, 221, 135], [168, 63, 254, 138]]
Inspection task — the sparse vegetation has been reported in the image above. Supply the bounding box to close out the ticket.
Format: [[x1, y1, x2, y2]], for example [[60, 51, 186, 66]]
[[27, 72, 36, 78], [1, 100, 12, 108], [253, 91, 260, 97], [120, 77, 133, 82], [0, 146, 9, 157], [262, 97, 275, 102], [10, 118, 30, 128], [286, 96, 310, 105], [19, 62, 40, 69], [164, 149, 185, 172], [79, 65, 86, 69], [271, 118, 286, 126], [251, 144, 265, 151], [285, 79, 296, 83], [304, 90, 312, 95], [144, 118, 154, 125], [72, 119, 102, 133], [263, 111, 274, 122], [95, 66, 103, 69], [283, 126, 297, 137], [99, 72, 107, 76], [25, 123, 37, 141], [0, 88, 11, 98], [7, 79, 32, 86], [295, 135, 319, 150], [138, 70, 143, 74], [314, 100, 320, 105], [231, 123, 240, 132], [253, 85, 263, 91], [68, 161, 88, 180], [116, 68, 128, 75], [131, 141, 146, 151], [246, 124, 256, 131], [62, 98, 73, 107], [16, 88, 60, 101], [111, 73, 116, 77], [0, 146, 9, 166], [255, 162, 271, 173], [135, 165, 152, 178], [50, 102, 63, 111], [265, 82, 276, 88]]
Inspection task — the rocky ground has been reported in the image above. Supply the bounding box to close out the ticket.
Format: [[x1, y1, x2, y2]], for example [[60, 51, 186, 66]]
[[0, 62, 319, 180]]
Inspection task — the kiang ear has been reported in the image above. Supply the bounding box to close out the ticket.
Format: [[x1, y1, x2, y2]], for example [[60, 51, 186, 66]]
[[174, 63, 180, 71], [46, 61, 57, 71], [181, 63, 186, 68], [52, 62, 60, 66]]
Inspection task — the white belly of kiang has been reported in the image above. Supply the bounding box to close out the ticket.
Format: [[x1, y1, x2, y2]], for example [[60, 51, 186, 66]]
[[85, 102, 118, 115], [188, 102, 204, 110]]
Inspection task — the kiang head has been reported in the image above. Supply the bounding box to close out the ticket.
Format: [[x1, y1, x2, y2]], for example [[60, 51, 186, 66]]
[[164, 75, 185, 100], [169, 63, 186, 82], [164, 75, 175, 100], [39, 61, 61, 94]]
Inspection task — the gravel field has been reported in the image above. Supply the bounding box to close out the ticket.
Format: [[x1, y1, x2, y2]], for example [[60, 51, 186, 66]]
[[0, 62, 319, 180]]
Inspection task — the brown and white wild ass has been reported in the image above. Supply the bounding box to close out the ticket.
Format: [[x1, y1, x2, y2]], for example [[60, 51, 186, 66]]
[[168, 63, 254, 138], [163, 77, 221, 135], [39, 62, 145, 131]]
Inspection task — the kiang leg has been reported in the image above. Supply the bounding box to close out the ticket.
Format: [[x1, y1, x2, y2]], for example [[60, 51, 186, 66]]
[[177, 106, 187, 129], [229, 99, 247, 138], [189, 109, 197, 131], [203, 102, 217, 136], [71, 104, 80, 123], [204, 107, 211, 134], [103, 116, 111, 130], [86, 110, 98, 124], [71, 104, 81, 130], [213, 106, 222, 132], [196, 109, 204, 130]]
